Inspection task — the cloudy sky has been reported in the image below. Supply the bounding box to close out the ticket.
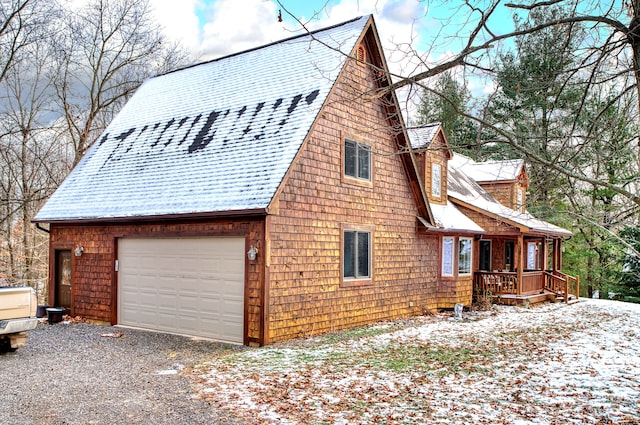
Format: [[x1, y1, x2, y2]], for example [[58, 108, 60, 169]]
[[150, 1, 489, 69], [148, 0, 514, 100]]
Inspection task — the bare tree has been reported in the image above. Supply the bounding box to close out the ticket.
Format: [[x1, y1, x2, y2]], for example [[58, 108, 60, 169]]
[[0, 6, 64, 289], [280, 0, 639, 206], [0, 0, 39, 83], [53, 0, 189, 165], [0, 0, 189, 290]]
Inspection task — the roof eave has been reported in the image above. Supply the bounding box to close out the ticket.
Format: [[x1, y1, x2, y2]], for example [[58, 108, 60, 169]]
[[32, 208, 269, 225]]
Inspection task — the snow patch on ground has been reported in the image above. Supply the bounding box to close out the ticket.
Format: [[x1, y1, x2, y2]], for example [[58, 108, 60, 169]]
[[194, 299, 640, 424]]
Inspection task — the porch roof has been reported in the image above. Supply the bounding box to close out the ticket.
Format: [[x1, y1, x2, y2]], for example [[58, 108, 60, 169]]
[[422, 201, 485, 233], [448, 154, 572, 238]]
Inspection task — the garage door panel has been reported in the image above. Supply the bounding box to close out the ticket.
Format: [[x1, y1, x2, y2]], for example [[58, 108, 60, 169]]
[[118, 237, 245, 344]]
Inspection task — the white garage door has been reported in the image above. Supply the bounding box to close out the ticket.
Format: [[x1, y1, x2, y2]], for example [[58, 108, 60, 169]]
[[118, 237, 245, 344]]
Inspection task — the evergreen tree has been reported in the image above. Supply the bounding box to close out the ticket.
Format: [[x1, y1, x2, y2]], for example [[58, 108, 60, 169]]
[[616, 226, 640, 302], [414, 71, 479, 157], [487, 6, 586, 218]]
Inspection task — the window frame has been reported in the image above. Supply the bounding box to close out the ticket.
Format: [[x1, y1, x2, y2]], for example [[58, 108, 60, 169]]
[[343, 137, 373, 185], [458, 237, 473, 276], [431, 162, 442, 198], [441, 236, 455, 277], [341, 224, 375, 287], [440, 236, 474, 278]]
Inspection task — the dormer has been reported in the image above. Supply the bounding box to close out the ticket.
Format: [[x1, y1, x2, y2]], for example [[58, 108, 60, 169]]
[[407, 123, 452, 205], [460, 157, 529, 212]]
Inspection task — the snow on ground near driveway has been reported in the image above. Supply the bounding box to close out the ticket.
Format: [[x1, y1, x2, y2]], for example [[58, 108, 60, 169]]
[[194, 299, 640, 424]]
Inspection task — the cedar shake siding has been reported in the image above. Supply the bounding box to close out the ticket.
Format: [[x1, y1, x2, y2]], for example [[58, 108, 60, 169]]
[[267, 46, 440, 343]]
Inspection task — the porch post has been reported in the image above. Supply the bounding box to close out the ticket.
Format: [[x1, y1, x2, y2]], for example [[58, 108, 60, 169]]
[[553, 239, 562, 272], [517, 235, 524, 296]]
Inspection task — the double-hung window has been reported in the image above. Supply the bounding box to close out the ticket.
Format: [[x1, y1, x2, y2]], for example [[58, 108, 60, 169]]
[[344, 139, 371, 181], [343, 230, 371, 280]]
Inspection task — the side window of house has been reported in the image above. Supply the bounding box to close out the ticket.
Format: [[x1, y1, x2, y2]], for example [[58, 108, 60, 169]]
[[527, 242, 537, 269], [343, 230, 371, 280], [442, 236, 473, 277], [345, 139, 371, 181], [458, 237, 472, 275], [442, 236, 454, 277], [431, 163, 442, 198]]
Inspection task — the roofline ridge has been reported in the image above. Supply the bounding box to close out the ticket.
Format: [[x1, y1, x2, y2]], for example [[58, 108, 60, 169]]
[[407, 122, 441, 130], [157, 15, 370, 78]]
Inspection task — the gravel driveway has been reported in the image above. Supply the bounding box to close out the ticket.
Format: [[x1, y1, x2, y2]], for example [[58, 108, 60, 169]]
[[0, 320, 247, 425]]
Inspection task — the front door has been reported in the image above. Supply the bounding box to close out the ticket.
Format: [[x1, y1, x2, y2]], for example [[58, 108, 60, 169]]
[[505, 241, 514, 272], [479, 240, 491, 271], [55, 250, 72, 311]]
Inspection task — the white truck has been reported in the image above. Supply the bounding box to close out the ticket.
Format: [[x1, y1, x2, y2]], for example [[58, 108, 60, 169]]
[[0, 286, 38, 351]]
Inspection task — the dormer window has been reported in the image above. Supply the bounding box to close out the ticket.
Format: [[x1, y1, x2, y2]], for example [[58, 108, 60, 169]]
[[516, 188, 524, 212], [431, 163, 442, 198]]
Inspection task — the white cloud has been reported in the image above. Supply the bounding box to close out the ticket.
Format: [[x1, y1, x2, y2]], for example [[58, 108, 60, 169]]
[[149, 0, 201, 54], [199, 0, 291, 59], [146, 0, 474, 121]]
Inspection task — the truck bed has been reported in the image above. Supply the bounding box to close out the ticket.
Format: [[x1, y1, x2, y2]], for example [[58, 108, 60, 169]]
[[0, 287, 37, 321]]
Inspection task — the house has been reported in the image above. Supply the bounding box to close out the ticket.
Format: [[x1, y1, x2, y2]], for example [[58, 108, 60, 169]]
[[34, 16, 577, 346], [409, 123, 579, 305]]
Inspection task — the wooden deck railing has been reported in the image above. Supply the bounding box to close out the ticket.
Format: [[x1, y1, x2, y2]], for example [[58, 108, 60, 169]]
[[475, 270, 579, 302], [544, 271, 580, 303], [474, 272, 518, 295]]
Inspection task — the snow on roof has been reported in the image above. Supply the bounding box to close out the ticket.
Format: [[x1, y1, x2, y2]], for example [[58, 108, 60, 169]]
[[448, 154, 572, 237], [427, 201, 485, 233], [455, 153, 524, 182], [407, 123, 440, 150], [35, 16, 370, 222]]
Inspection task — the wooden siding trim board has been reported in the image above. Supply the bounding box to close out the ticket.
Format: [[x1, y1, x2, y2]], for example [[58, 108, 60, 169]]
[[33, 208, 268, 224], [263, 216, 271, 346]]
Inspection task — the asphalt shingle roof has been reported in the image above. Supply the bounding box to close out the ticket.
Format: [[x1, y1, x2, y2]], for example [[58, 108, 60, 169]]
[[448, 154, 572, 237], [456, 154, 525, 182], [35, 16, 370, 222], [407, 124, 440, 150]]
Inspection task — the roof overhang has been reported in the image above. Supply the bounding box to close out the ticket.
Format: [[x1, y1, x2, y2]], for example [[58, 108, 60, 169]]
[[32, 208, 269, 225], [449, 197, 572, 239]]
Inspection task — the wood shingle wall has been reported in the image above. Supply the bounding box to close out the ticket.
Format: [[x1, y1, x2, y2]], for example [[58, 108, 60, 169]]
[[266, 45, 440, 343]]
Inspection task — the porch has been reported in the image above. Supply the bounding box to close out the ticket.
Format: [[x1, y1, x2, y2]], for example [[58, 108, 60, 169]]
[[474, 270, 580, 305]]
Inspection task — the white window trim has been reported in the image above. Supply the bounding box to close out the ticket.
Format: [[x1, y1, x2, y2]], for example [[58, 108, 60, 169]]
[[458, 237, 473, 276], [442, 236, 454, 277]]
